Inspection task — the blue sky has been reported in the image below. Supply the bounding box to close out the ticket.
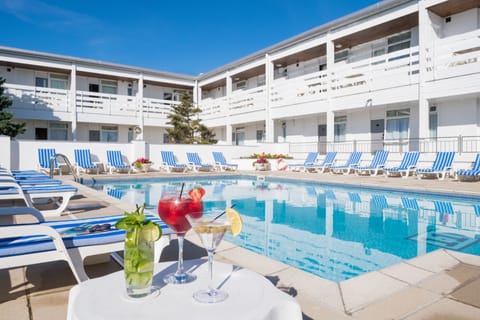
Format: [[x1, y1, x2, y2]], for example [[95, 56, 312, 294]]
[[0, 0, 382, 76]]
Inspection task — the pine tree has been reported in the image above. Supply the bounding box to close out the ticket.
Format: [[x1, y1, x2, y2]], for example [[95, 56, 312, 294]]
[[0, 77, 26, 138], [166, 92, 217, 144]]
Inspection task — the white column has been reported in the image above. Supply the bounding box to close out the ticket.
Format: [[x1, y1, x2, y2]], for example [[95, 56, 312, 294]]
[[225, 73, 233, 144], [417, 2, 434, 139], [194, 80, 200, 109], [265, 54, 275, 142], [70, 64, 77, 141], [137, 74, 144, 140], [326, 37, 335, 144]]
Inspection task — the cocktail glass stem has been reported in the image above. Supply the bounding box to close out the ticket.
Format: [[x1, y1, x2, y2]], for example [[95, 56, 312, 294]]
[[207, 248, 215, 293], [174, 234, 186, 281]]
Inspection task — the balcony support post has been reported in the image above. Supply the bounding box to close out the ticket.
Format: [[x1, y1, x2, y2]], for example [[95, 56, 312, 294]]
[[70, 64, 77, 141], [225, 72, 233, 144], [265, 54, 274, 143], [137, 73, 144, 140]]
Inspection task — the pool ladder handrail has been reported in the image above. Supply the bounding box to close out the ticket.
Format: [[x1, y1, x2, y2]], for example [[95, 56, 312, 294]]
[[49, 153, 80, 182]]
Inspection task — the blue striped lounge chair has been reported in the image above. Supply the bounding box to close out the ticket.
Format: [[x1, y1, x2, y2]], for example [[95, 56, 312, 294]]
[[106, 150, 132, 174], [212, 151, 238, 171], [355, 150, 389, 176], [186, 152, 213, 172], [0, 179, 78, 217], [0, 207, 173, 283], [401, 197, 419, 211], [74, 149, 99, 175], [416, 151, 455, 180], [37, 148, 61, 175], [384, 151, 420, 178], [312, 152, 337, 173], [455, 153, 480, 181], [329, 152, 363, 175], [288, 152, 318, 172], [161, 151, 187, 172]]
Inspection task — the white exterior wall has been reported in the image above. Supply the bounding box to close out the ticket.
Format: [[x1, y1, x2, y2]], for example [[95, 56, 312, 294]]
[[437, 98, 478, 137], [443, 9, 479, 37]]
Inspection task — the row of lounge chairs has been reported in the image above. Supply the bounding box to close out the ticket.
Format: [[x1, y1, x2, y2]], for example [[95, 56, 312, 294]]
[[38, 148, 238, 175], [290, 151, 480, 181]]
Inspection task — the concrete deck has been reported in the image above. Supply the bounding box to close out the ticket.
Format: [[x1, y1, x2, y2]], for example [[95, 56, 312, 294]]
[[1, 170, 480, 319]]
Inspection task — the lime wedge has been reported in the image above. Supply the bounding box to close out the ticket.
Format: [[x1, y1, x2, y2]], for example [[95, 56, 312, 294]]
[[141, 223, 162, 242], [226, 208, 243, 236]]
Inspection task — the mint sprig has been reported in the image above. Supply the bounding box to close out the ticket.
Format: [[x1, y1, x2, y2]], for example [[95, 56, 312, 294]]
[[115, 203, 149, 230]]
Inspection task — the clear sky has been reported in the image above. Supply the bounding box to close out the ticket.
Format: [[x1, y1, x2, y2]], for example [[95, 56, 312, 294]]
[[0, 0, 382, 76]]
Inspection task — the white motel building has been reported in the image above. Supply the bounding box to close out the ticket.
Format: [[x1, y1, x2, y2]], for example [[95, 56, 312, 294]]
[[0, 0, 479, 156]]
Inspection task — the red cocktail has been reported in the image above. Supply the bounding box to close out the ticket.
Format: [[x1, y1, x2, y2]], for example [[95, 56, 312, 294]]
[[158, 189, 204, 284]]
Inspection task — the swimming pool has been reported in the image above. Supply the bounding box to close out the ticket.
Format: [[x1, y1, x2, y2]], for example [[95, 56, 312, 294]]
[[90, 175, 480, 282]]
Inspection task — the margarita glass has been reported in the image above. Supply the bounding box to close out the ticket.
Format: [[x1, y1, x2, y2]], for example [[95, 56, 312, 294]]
[[187, 212, 231, 303], [158, 191, 203, 284]]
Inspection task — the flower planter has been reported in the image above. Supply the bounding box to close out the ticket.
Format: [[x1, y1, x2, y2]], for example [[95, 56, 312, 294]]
[[255, 163, 271, 171], [134, 163, 152, 173]]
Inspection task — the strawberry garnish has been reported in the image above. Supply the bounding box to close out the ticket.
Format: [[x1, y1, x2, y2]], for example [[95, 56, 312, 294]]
[[188, 187, 205, 202]]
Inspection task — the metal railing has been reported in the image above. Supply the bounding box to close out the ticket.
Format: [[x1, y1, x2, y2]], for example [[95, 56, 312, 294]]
[[50, 153, 80, 182]]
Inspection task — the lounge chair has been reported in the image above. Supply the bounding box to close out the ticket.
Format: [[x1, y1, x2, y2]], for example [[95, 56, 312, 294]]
[[329, 152, 363, 175], [106, 150, 132, 174], [186, 152, 213, 172], [74, 149, 99, 175], [37, 148, 62, 175], [311, 152, 337, 173], [288, 152, 318, 172], [384, 151, 420, 178], [416, 151, 455, 180], [212, 151, 238, 171], [161, 151, 187, 172], [0, 179, 77, 217], [355, 150, 389, 176], [455, 153, 480, 181], [0, 207, 173, 283]]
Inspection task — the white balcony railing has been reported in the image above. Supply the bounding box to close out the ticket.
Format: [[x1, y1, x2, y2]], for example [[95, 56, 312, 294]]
[[142, 98, 180, 119], [229, 86, 266, 115], [5, 83, 70, 112], [426, 29, 480, 81], [76, 91, 137, 116], [200, 96, 228, 120], [330, 46, 420, 97]]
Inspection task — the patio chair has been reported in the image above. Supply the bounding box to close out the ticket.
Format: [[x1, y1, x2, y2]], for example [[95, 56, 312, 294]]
[[212, 151, 238, 171], [312, 152, 337, 173], [384, 151, 420, 178], [0, 179, 77, 217], [288, 152, 318, 172], [329, 152, 363, 175], [0, 207, 173, 283], [37, 148, 62, 175], [416, 151, 455, 180], [106, 150, 132, 174], [74, 149, 99, 175], [186, 152, 213, 172], [161, 151, 187, 172], [455, 153, 480, 181], [355, 150, 389, 176]]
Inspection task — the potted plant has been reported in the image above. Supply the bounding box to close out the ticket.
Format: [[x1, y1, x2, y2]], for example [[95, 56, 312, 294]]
[[253, 157, 271, 171], [132, 157, 153, 172]]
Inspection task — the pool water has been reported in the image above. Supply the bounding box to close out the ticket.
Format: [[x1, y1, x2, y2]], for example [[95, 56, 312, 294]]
[[90, 176, 480, 282]]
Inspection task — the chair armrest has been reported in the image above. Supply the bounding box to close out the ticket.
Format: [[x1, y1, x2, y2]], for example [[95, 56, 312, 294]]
[[0, 207, 45, 222]]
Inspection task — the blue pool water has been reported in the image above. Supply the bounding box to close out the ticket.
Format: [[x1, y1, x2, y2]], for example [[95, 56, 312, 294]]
[[89, 176, 480, 282]]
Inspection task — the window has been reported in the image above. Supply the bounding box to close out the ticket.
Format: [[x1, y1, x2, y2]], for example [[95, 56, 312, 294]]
[[163, 92, 173, 100], [101, 80, 117, 94], [334, 116, 346, 142], [334, 50, 349, 63], [235, 80, 246, 90], [89, 84, 99, 92], [163, 133, 170, 143], [35, 77, 48, 88], [89, 130, 100, 141], [257, 75, 265, 86], [386, 109, 410, 140], [387, 31, 411, 53], [49, 123, 68, 140], [256, 130, 265, 143], [235, 128, 245, 146], [282, 122, 287, 140], [429, 107, 438, 139], [50, 74, 68, 89], [101, 126, 118, 142], [35, 127, 48, 140]]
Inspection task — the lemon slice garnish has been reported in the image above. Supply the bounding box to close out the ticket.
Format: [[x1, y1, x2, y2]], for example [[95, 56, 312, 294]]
[[226, 208, 243, 236], [141, 223, 162, 242]]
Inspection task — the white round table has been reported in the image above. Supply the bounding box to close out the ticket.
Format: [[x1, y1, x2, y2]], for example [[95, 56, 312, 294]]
[[67, 259, 302, 320]]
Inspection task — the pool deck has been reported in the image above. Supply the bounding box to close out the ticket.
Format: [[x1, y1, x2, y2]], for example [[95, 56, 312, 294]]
[[1, 170, 480, 319]]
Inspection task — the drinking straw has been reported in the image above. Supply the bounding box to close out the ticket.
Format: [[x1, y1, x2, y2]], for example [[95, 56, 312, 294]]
[[212, 204, 236, 221], [179, 182, 185, 198]]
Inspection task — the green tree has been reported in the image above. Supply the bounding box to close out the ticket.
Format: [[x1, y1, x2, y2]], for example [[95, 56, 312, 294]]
[[0, 77, 26, 138], [166, 92, 217, 144]]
